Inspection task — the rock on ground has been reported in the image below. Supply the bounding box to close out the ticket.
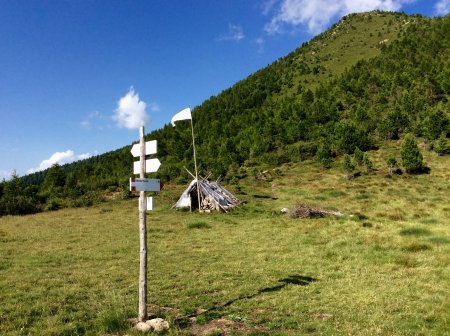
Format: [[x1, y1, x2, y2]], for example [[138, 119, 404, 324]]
[[135, 321, 151, 332], [146, 318, 170, 332]]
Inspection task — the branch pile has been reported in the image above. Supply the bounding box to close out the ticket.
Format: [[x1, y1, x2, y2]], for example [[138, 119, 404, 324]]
[[289, 203, 344, 219]]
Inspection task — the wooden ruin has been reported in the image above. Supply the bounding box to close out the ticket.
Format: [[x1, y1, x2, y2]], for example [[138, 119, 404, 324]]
[[173, 178, 241, 212]]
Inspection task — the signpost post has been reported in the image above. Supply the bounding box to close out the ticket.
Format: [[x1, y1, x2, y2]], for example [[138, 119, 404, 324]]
[[131, 127, 161, 322]]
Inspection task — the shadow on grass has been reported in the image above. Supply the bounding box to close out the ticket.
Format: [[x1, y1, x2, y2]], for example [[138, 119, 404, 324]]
[[175, 275, 317, 327], [256, 275, 317, 294]]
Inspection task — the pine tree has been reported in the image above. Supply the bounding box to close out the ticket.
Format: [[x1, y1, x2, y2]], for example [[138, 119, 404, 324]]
[[0, 172, 39, 215], [401, 134, 425, 173], [423, 107, 450, 140], [434, 134, 448, 156], [386, 156, 400, 175], [362, 153, 374, 173], [343, 154, 356, 179], [354, 147, 364, 166], [316, 140, 333, 168], [41, 164, 66, 196]]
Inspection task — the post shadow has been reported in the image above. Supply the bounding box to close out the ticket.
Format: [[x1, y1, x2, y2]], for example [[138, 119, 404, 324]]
[[175, 274, 317, 327]]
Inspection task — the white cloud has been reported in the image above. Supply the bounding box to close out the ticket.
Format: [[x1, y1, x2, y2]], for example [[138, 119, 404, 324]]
[[255, 37, 265, 53], [435, 0, 450, 15], [77, 152, 93, 160], [265, 0, 417, 34], [114, 87, 149, 129], [0, 170, 14, 181], [149, 102, 160, 113], [217, 24, 245, 41], [28, 150, 95, 173], [261, 0, 279, 15], [80, 111, 109, 130]]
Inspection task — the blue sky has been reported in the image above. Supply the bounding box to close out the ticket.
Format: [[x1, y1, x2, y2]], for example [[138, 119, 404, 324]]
[[0, 0, 448, 179]]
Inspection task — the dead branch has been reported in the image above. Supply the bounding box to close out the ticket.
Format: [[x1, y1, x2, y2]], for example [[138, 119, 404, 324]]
[[289, 203, 344, 219]]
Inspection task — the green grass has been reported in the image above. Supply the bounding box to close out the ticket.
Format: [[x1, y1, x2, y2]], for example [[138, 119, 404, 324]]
[[399, 227, 432, 236], [1, 145, 449, 335], [283, 12, 412, 94], [187, 221, 212, 229]]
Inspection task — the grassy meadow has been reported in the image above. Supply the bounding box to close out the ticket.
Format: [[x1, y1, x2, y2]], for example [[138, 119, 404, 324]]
[[1, 143, 449, 335]]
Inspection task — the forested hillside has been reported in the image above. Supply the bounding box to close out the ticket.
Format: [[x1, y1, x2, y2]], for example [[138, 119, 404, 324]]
[[155, 11, 449, 178], [1, 11, 449, 215]]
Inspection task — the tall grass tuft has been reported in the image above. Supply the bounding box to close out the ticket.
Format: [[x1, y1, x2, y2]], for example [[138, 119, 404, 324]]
[[96, 294, 132, 334], [402, 242, 432, 252], [187, 221, 211, 229], [399, 227, 432, 236]]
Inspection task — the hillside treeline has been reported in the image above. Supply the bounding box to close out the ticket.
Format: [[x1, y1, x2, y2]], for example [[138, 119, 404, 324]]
[[155, 13, 449, 178], [1, 12, 449, 216]]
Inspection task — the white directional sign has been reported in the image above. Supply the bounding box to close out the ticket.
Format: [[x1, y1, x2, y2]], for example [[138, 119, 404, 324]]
[[129, 178, 161, 192], [133, 158, 161, 174], [130, 140, 157, 157], [139, 197, 153, 211]]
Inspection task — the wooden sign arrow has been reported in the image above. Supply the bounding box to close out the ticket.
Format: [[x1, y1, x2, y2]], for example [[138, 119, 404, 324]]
[[129, 178, 161, 192], [130, 140, 157, 157], [133, 158, 161, 174]]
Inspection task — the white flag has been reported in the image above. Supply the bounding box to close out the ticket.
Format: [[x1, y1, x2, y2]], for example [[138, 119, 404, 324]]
[[171, 107, 192, 127]]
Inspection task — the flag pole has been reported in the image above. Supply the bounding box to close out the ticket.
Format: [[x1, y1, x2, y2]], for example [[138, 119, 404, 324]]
[[190, 116, 201, 213]]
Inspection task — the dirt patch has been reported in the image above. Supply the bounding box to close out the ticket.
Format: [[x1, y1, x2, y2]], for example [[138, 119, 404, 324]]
[[189, 317, 264, 336], [315, 313, 333, 320], [147, 303, 181, 319], [145, 304, 279, 334]]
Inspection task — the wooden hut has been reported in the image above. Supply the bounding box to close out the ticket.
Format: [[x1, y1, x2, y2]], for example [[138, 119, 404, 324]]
[[174, 179, 241, 212]]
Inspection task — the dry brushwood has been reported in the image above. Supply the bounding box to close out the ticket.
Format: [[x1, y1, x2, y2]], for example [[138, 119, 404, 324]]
[[289, 203, 344, 219]]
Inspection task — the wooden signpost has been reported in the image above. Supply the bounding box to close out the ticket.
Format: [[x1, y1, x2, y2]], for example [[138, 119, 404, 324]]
[[130, 126, 161, 322]]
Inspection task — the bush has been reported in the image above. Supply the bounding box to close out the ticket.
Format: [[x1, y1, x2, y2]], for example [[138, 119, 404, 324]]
[[343, 154, 356, 179], [434, 134, 448, 156], [175, 176, 188, 185], [386, 156, 401, 175], [401, 134, 426, 173], [46, 198, 62, 211], [0, 174, 41, 215], [362, 153, 375, 173], [354, 147, 364, 166], [0, 195, 40, 215], [423, 107, 450, 140], [316, 140, 333, 168], [334, 120, 372, 154]]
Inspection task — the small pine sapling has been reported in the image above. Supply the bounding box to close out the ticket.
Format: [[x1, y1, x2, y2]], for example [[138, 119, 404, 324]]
[[401, 134, 426, 173], [386, 156, 400, 175], [343, 154, 356, 180], [354, 147, 364, 166], [362, 153, 374, 173], [434, 134, 448, 156], [316, 140, 333, 169]]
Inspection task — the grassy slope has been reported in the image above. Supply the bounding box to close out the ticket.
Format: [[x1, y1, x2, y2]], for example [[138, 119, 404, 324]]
[[1, 144, 449, 335], [276, 11, 412, 95]]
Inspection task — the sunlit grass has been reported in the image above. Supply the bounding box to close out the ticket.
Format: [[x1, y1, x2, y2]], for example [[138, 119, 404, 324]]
[[1, 145, 449, 335]]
